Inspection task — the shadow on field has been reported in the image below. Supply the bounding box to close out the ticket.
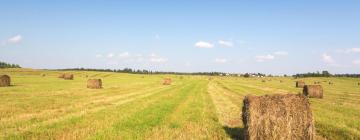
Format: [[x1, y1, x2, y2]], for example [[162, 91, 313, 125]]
[[223, 126, 244, 140]]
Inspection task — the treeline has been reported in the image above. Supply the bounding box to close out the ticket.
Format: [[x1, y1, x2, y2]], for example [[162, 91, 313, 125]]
[[293, 71, 360, 78], [56, 68, 226, 76], [0, 61, 21, 68]]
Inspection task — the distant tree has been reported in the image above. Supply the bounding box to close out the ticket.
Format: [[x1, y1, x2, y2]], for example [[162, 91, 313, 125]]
[[244, 73, 250, 78]]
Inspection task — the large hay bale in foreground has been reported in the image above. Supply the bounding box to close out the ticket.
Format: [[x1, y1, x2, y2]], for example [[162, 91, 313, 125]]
[[0, 75, 11, 87], [87, 79, 102, 89], [296, 81, 305, 88], [303, 85, 323, 98], [242, 94, 315, 140], [63, 74, 74, 80], [163, 78, 172, 85]]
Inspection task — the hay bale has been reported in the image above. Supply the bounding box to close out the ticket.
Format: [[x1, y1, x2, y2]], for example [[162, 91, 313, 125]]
[[328, 82, 333, 85], [63, 74, 74, 80], [87, 79, 102, 89], [0, 75, 11, 87], [261, 80, 266, 83], [314, 81, 321, 84], [163, 78, 172, 85], [296, 81, 305, 88], [280, 80, 283, 83], [58, 73, 65, 78], [42, 74, 46, 77], [242, 94, 315, 140], [303, 85, 323, 98]]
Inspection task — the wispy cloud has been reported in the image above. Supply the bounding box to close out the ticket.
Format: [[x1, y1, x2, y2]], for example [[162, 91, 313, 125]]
[[95, 54, 103, 58], [322, 53, 335, 64], [118, 52, 130, 58], [352, 59, 360, 65], [1, 34, 23, 46], [195, 41, 214, 48], [273, 51, 288, 56], [107, 53, 114, 58], [218, 40, 233, 47], [215, 58, 228, 63], [149, 53, 167, 63], [255, 54, 275, 62]]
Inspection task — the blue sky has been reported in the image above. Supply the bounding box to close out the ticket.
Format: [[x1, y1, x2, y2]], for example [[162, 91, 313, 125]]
[[1, 0, 360, 74]]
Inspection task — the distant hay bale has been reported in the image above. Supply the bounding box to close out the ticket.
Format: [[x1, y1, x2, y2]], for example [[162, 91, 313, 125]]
[[63, 74, 74, 80], [328, 82, 333, 85], [314, 81, 321, 84], [0, 75, 11, 87], [87, 79, 102, 89], [303, 85, 323, 98], [163, 78, 172, 85], [262, 80, 266, 82], [242, 94, 315, 140], [58, 74, 65, 78], [280, 80, 283, 83], [42, 74, 46, 77], [296, 81, 305, 88]]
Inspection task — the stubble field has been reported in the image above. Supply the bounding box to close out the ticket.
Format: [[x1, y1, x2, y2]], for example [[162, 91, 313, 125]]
[[0, 69, 359, 140]]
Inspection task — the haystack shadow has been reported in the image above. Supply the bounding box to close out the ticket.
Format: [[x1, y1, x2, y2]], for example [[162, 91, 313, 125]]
[[223, 126, 244, 140]]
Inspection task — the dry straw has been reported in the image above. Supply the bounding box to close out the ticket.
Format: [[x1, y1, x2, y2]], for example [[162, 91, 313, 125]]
[[0, 75, 11, 87], [242, 94, 315, 140], [296, 81, 305, 88], [303, 85, 323, 98], [163, 78, 172, 85], [87, 79, 102, 89], [63, 74, 74, 80]]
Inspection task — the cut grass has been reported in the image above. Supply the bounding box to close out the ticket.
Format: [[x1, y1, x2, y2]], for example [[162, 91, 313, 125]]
[[0, 69, 359, 139]]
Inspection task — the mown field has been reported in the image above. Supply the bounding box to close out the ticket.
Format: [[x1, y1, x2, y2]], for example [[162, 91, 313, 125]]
[[0, 69, 359, 140]]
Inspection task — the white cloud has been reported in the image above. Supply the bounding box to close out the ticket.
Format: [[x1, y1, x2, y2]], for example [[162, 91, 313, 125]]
[[322, 53, 335, 64], [218, 40, 233, 47], [107, 53, 114, 58], [215, 58, 228, 63], [95, 54, 103, 58], [352, 59, 360, 65], [7, 35, 22, 44], [345, 48, 360, 53], [118, 52, 130, 58], [195, 41, 214, 48], [149, 53, 167, 63], [150, 58, 167, 63], [273, 51, 288, 56], [255, 55, 275, 62]]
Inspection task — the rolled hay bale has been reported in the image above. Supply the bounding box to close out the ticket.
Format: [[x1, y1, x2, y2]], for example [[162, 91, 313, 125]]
[[261, 80, 266, 83], [163, 78, 172, 85], [303, 85, 323, 98], [63, 74, 74, 80], [279, 80, 283, 83], [296, 81, 305, 88], [314, 81, 321, 84], [58, 73, 65, 78], [87, 79, 102, 89], [328, 82, 333, 85], [42, 74, 46, 77], [0, 75, 11, 87], [242, 94, 315, 140]]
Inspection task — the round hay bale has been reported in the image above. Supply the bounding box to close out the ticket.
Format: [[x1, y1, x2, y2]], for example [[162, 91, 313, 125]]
[[313, 81, 321, 84], [328, 82, 333, 85], [242, 94, 315, 140], [279, 80, 283, 83], [42, 74, 46, 77], [296, 81, 305, 88], [0, 75, 11, 87], [63, 74, 74, 80], [163, 78, 172, 85], [303, 85, 323, 98], [87, 79, 102, 89], [58, 73, 65, 78], [261, 80, 266, 83]]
